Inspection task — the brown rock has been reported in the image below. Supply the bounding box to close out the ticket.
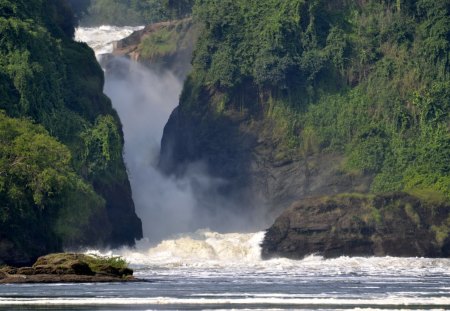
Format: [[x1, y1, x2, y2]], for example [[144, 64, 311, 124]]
[[0, 253, 136, 284], [262, 192, 450, 259]]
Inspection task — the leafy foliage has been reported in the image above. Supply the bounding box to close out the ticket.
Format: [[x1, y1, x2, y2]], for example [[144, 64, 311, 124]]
[[0, 0, 137, 258], [184, 0, 450, 200], [80, 0, 166, 26], [77, 0, 195, 26], [0, 112, 104, 257]]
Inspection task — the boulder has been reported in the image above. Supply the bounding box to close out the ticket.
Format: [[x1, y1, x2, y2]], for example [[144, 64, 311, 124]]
[[0, 253, 136, 283], [262, 192, 450, 259]]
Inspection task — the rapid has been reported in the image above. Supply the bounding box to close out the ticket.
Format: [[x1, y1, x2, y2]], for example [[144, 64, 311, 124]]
[[1, 229, 450, 309], [0, 26, 448, 311]]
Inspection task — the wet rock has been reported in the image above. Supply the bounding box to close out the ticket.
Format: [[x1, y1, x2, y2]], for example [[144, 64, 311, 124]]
[[262, 192, 450, 259]]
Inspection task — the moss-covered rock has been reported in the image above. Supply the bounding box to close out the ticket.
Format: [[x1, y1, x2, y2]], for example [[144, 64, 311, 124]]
[[262, 192, 450, 259], [0, 253, 135, 283]]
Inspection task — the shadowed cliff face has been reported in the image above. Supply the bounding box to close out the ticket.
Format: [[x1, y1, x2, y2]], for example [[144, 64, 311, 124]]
[[159, 82, 372, 222]]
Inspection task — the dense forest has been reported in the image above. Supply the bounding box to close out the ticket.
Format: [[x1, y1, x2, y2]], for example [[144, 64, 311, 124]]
[[0, 0, 141, 265], [163, 0, 449, 204], [71, 0, 194, 26]]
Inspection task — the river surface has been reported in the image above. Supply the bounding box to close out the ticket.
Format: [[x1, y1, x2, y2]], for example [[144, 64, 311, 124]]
[[1, 26, 449, 311], [1, 230, 450, 310]]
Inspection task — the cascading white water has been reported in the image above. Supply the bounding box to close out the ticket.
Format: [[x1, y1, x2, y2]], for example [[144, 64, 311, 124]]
[[88, 228, 450, 276], [76, 26, 267, 242], [75, 27, 210, 241], [75, 26, 144, 55], [88, 230, 266, 268]]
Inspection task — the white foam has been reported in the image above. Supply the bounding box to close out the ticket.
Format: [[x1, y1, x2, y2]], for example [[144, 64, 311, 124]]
[[85, 230, 450, 280], [75, 26, 144, 55], [1, 296, 449, 306], [87, 230, 265, 268]]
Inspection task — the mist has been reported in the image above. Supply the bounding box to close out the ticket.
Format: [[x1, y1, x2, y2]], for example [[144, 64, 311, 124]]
[[102, 57, 265, 242]]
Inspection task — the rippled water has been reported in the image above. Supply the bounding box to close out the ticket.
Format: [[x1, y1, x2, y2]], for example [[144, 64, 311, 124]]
[[1, 231, 450, 310]]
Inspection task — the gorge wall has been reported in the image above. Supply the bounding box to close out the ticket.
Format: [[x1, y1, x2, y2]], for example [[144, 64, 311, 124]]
[[157, 0, 450, 243], [0, 0, 142, 266]]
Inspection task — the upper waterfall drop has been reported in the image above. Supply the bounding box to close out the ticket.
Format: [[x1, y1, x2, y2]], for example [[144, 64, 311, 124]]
[[75, 25, 268, 242], [75, 26, 191, 241], [75, 26, 144, 55]]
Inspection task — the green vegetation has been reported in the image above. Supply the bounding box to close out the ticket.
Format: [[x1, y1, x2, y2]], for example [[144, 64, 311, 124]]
[[0, 0, 140, 264], [138, 18, 195, 61], [0, 112, 105, 250], [78, 0, 194, 26], [185, 0, 450, 200], [32, 253, 131, 277], [81, 0, 167, 26], [85, 254, 128, 271], [141, 27, 180, 58]]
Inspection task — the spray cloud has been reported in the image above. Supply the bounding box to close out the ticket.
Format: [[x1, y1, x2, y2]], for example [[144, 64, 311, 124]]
[[102, 56, 266, 242]]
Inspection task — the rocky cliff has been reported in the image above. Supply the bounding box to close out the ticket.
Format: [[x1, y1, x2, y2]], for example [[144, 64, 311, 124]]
[[0, 0, 142, 266], [262, 193, 450, 259], [160, 87, 373, 219], [159, 0, 450, 228]]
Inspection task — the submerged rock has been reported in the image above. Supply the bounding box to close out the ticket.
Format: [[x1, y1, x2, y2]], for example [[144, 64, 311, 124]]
[[262, 192, 450, 259], [0, 253, 136, 284]]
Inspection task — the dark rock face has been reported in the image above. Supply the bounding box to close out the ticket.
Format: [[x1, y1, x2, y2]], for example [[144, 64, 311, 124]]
[[93, 181, 143, 248], [0, 235, 59, 268], [262, 193, 450, 259], [159, 89, 372, 218]]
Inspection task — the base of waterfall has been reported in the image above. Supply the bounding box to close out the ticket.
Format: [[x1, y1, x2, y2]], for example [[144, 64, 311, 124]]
[[0, 253, 137, 284]]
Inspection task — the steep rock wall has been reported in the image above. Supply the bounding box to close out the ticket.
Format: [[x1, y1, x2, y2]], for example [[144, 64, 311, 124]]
[[0, 0, 142, 266]]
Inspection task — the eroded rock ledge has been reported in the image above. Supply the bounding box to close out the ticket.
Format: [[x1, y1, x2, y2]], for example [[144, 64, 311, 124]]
[[262, 192, 450, 259], [0, 253, 136, 284]]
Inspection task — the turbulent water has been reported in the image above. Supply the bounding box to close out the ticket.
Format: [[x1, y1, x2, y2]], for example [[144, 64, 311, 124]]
[[1, 26, 448, 311], [75, 25, 144, 55], [1, 230, 450, 310]]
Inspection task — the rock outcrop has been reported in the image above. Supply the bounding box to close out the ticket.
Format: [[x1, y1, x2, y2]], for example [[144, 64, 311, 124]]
[[0, 253, 136, 284], [104, 18, 197, 80], [262, 193, 450, 259]]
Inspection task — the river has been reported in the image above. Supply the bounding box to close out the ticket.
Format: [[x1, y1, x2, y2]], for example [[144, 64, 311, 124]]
[[0, 26, 449, 311], [1, 230, 450, 309]]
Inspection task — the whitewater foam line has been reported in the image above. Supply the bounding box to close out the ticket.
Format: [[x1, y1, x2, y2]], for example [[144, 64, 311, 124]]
[[86, 230, 450, 277], [1, 297, 450, 306], [75, 26, 144, 55]]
